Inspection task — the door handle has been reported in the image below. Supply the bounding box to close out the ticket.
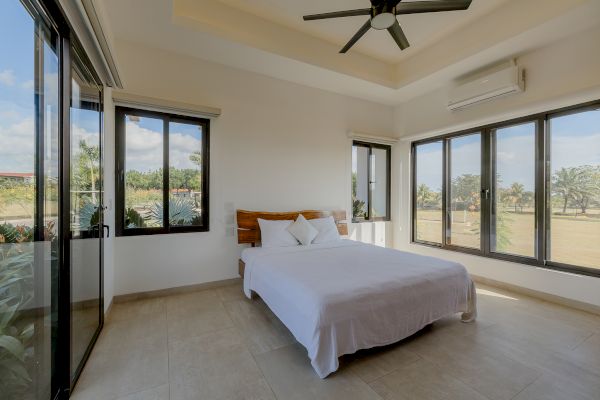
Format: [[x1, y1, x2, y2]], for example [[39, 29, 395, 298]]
[[481, 188, 490, 200], [102, 224, 110, 238]]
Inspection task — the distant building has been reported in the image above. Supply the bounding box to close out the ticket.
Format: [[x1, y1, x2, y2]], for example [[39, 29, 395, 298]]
[[0, 172, 35, 184]]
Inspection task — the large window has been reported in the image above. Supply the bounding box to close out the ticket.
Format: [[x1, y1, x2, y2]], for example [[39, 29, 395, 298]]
[[548, 109, 600, 270], [412, 101, 600, 277], [352, 141, 391, 222], [116, 107, 210, 236]]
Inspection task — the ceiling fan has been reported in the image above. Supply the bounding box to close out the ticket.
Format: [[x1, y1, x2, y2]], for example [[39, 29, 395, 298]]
[[303, 0, 472, 53]]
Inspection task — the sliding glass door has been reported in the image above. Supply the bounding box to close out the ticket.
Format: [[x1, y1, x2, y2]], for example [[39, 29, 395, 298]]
[[1, 0, 104, 398], [0, 1, 59, 398], [69, 43, 104, 385]]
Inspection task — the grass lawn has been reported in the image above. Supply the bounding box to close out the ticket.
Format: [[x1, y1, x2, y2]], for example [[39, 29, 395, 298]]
[[416, 209, 600, 270]]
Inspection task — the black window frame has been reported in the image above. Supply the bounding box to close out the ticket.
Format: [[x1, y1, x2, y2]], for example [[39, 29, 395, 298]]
[[352, 140, 391, 222], [411, 99, 600, 278], [115, 106, 210, 236]]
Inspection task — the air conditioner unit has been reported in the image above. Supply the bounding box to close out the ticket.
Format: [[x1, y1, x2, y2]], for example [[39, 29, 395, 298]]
[[447, 61, 525, 111]]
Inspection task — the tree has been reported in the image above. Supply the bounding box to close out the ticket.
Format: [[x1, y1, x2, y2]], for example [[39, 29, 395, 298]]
[[507, 182, 525, 213], [189, 151, 202, 168], [416, 184, 432, 209], [451, 174, 480, 211], [570, 165, 600, 214], [352, 172, 366, 219], [74, 140, 100, 203], [552, 166, 600, 214], [552, 167, 580, 213]]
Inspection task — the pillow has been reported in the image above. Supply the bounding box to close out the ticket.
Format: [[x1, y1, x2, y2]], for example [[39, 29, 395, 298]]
[[309, 216, 341, 244], [287, 214, 318, 246], [257, 219, 299, 248]]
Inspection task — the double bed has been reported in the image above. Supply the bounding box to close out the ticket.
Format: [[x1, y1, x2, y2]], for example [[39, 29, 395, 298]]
[[237, 209, 477, 378]]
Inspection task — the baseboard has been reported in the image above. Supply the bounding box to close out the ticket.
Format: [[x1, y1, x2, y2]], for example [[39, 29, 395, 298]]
[[104, 299, 114, 322], [113, 278, 242, 303], [472, 275, 600, 316]]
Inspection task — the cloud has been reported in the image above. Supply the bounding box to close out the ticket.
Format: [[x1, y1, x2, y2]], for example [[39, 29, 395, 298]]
[[124, 121, 202, 172], [21, 80, 34, 90], [0, 69, 16, 86], [0, 117, 36, 172]]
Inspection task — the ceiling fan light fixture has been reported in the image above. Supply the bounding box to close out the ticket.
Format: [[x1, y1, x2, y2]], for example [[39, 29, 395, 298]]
[[370, 12, 396, 30]]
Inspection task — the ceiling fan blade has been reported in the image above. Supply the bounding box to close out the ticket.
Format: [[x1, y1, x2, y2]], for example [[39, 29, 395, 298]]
[[303, 8, 370, 21], [387, 20, 410, 50], [340, 19, 372, 53], [395, 0, 472, 15]]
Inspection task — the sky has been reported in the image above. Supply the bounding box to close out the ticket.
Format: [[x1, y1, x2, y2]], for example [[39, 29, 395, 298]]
[[124, 116, 203, 172], [416, 114, 600, 192]]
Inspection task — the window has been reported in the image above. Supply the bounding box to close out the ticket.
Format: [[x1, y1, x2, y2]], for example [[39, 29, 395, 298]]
[[411, 101, 600, 277], [116, 107, 210, 236], [492, 122, 537, 257], [548, 109, 600, 270], [413, 141, 443, 244], [448, 133, 482, 249], [352, 141, 390, 221]]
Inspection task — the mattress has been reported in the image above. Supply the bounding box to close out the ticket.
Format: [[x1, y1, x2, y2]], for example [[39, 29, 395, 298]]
[[241, 239, 477, 378]]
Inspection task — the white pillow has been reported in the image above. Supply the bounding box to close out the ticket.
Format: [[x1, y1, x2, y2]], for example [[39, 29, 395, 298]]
[[287, 214, 318, 246], [309, 216, 341, 244], [257, 219, 299, 248]]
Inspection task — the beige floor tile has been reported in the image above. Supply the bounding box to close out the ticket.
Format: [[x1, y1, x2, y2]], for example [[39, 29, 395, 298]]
[[224, 298, 295, 355], [72, 335, 169, 400], [369, 358, 488, 400], [168, 328, 274, 400], [403, 329, 542, 400], [216, 282, 247, 302], [166, 291, 234, 342], [472, 329, 600, 398], [95, 311, 167, 353], [512, 373, 599, 400], [114, 384, 170, 400], [344, 341, 421, 383], [254, 343, 382, 400], [75, 284, 600, 400], [568, 333, 600, 371], [109, 297, 166, 323]]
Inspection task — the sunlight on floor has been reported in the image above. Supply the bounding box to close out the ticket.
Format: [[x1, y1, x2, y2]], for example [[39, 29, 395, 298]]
[[476, 288, 519, 301]]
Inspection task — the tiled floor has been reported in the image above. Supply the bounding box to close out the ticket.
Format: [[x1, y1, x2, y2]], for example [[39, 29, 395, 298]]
[[71, 282, 600, 400]]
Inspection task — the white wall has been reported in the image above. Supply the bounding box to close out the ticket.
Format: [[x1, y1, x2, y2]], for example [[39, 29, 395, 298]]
[[112, 40, 395, 295], [392, 26, 600, 307], [394, 25, 600, 139]]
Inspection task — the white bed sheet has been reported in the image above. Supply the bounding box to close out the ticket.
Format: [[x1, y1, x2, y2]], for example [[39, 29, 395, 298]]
[[241, 240, 477, 378]]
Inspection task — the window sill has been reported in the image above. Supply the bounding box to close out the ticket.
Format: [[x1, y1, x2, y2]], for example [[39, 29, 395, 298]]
[[410, 240, 600, 278]]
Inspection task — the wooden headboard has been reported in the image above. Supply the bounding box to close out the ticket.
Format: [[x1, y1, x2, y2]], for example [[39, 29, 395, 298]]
[[236, 209, 348, 245]]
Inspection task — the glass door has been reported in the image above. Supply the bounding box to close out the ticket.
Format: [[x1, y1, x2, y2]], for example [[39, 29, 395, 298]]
[[69, 43, 104, 386], [0, 1, 60, 399]]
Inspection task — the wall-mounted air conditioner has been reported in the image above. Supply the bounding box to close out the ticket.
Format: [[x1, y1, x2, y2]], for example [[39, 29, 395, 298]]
[[447, 60, 525, 111]]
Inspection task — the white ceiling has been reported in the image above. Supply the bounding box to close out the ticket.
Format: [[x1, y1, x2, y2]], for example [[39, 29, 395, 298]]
[[218, 0, 509, 64], [99, 0, 600, 105]]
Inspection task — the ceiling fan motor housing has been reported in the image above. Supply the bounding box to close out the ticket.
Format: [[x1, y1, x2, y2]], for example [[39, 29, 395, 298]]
[[370, 3, 396, 30]]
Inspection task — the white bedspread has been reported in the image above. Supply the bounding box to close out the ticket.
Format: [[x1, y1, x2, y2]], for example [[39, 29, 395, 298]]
[[242, 240, 477, 378]]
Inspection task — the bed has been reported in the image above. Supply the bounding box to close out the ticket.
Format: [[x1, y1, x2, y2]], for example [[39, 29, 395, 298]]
[[237, 209, 477, 378]]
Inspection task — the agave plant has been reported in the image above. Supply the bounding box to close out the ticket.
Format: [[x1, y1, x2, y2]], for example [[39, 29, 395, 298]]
[[0, 245, 35, 397], [125, 207, 147, 228], [77, 202, 100, 231], [148, 197, 196, 226]]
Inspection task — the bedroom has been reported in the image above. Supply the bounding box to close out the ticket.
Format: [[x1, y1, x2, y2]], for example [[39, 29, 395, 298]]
[[0, 0, 599, 399]]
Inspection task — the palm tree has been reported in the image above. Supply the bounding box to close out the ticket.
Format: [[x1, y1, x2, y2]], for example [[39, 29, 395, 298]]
[[508, 182, 525, 213], [77, 140, 100, 203], [552, 167, 579, 213], [416, 184, 433, 209]]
